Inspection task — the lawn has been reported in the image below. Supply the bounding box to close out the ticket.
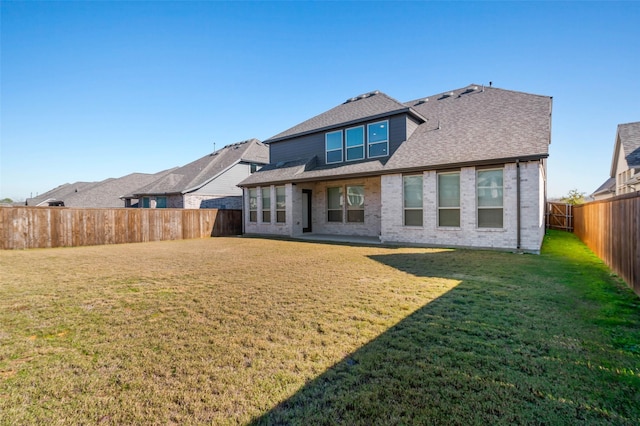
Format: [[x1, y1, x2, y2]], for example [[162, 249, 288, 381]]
[[0, 230, 638, 425]]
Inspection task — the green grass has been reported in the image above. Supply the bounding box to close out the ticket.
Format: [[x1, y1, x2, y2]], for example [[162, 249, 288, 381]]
[[0, 230, 638, 425]]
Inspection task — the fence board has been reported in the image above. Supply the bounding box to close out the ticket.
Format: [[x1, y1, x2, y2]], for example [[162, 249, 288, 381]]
[[573, 192, 639, 297], [0, 207, 242, 250]]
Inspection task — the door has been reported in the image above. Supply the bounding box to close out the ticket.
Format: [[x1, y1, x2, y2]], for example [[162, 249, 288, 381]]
[[302, 189, 312, 233]]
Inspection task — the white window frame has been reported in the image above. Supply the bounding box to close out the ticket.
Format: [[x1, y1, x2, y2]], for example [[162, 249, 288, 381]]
[[437, 171, 461, 227], [248, 188, 258, 222], [367, 120, 389, 159], [345, 125, 365, 162], [477, 168, 504, 228], [403, 175, 423, 227], [325, 130, 343, 164], [276, 186, 286, 223], [261, 187, 271, 223]]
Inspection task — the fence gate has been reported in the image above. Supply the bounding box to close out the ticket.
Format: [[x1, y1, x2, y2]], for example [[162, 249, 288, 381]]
[[546, 202, 573, 231]]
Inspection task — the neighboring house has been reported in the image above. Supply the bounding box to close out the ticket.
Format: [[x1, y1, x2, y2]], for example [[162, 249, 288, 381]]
[[124, 139, 268, 209], [610, 122, 640, 196], [239, 84, 553, 253], [25, 169, 175, 207], [591, 177, 616, 201]]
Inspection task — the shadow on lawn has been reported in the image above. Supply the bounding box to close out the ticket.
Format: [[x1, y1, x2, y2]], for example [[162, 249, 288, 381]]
[[249, 248, 639, 425]]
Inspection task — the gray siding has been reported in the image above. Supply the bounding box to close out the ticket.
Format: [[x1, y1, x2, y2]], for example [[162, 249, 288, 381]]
[[269, 113, 411, 167], [192, 163, 250, 196], [406, 115, 421, 140]]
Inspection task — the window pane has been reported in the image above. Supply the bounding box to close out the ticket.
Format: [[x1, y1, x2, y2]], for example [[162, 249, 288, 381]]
[[142, 197, 150, 208], [249, 211, 257, 222], [156, 197, 167, 208], [326, 131, 343, 151], [438, 173, 460, 207], [404, 210, 423, 226], [346, 146, 364, 161], [347, 210, 364, 223], [403, 176, 423, 208], [477, 170, 503, 187], [262, 187, 270, 208], [478, 208, 503, 228], [346, 186, 364, 209], [368, 121, 388, 143], [276, 186, 285, 209], [346, 126, 364, 147], [327, 187, 343, 209], [328, 210, 343, 222], [439, 209, 460, 227], [327, 150, 343, 163], [262, 211, 271, 223], [249, 189, 258, 210], [276, 211, 286, 223], [369, 142, 388, 157], [478, 170, 503, 207]]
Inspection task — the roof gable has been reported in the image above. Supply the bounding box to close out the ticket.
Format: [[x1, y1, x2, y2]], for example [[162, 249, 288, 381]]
[[266, 91, 425, 143]]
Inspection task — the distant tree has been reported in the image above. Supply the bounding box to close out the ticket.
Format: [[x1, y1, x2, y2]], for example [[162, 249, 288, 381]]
[[0, 198, 13, 204], [561, 189, 585, 205]]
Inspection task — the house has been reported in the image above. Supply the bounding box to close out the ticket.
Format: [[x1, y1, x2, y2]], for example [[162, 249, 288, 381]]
[[124, 139, 268, 209], [25, 169, 176, 207], [593, 122, 640, 199], [239, 84, 553, 253]]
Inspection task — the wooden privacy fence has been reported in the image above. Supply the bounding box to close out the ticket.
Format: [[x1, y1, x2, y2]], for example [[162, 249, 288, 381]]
[[0, 207, 242, 250], [573, 192, 639, 297], [546, 202, 573, 231]]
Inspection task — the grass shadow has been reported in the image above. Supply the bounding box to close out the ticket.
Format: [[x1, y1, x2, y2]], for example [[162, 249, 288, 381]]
[[249, 233, 640, 425]]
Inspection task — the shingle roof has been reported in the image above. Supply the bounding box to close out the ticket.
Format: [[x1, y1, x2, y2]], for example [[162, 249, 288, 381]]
[[618, 122, 640, 168], [266, 91, 426, 143], [241, 85, 552, 186], [131, 139, 268, 196], [591, 177, 616, 197]]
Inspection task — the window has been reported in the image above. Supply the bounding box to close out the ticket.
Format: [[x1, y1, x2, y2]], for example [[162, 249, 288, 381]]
[[250, 163, 259, 173], [142, 197, 150, 208], [438, 172, 460, 227], [262, 187, 271, 223], [156, 197, 167, 208], [346, 185, 365, 222], [403, 175, 423, 226], [326, 131, 343, 164], [276, 186, 286, 223], [327, 187, 343, 222], [248, 188, 257, 222], [477, 169, 503, 228], [345, 126, 364, 161], [368, 121, 389, 158]]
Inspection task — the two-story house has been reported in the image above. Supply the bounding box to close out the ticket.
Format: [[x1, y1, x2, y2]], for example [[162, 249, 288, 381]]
[[239, 85, 552, 253]]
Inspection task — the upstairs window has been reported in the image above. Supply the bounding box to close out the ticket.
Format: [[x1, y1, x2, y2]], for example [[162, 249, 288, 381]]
[[326, 131, 343, 164], [248, 188, 257, 222], [276, 186, 286, 223], [345, 126, 365, 161], [368, 121, 389, 158], [262, 187, 271, 223], [477, 169, 503, 228], [438, 172, 460, 227]]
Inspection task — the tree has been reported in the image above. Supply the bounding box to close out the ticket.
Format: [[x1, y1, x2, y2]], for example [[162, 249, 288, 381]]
[[561, 189, 585, 205], [0, 198, 13, 204]]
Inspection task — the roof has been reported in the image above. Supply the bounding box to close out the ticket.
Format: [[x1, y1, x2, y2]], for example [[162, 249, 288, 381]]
[[25, 169, 176, 207], [617, 122, 640, 170], [591, 177, 616, 197], [266, 91, 426, 143], [130, 139, 268, 196], [241, 85, 552, 186]]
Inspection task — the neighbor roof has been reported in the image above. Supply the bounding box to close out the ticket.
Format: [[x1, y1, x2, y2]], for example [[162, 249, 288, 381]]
[[591, 177, 616, 198], [130, 139, 268, 196], [619, 122, 640, 168], [240, 85, 552, 186]]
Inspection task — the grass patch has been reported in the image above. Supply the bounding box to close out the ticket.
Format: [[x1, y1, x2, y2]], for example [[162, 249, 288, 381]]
[[0, 230, 638, 424]]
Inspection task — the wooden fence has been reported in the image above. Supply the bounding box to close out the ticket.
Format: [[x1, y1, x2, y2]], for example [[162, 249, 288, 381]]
[[572, 192, 639, 297], [0, 207, 242, 250], [546, 202, 573, 231]]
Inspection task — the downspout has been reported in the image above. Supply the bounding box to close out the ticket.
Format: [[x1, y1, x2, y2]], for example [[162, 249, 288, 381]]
[[516, 160, 521, 250], [241, 187, 245, 235]]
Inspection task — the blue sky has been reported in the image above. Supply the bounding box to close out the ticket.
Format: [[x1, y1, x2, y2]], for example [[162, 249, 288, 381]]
[[1, 1, 638, 201]]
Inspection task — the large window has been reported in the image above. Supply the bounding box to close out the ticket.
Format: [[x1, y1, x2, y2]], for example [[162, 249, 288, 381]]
[[156, 197, 167, 208], [262, 187, 271, 223], [438, 172, 460, 227], [276, 186, 286, 223], [345, 126, 365, 161], [346, 185, 365, 222], [248, 188, 258, 222], [403, 175, 423, 226], [326, 131, 343, 164], [477, 169, 503, 228], [142, 197, 150, 208], [327, 187, 343, 222], [368, 121, 389, 158]]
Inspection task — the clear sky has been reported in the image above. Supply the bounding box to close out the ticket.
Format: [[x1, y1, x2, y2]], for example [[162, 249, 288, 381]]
[[1, 1, 638, 201]]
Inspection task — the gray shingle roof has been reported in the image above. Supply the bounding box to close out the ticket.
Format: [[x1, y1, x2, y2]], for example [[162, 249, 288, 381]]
[[241, 85, 552, 186], [131, 139, 268, 196], [592, 177, 616, 197], [267, 91, 426, 143], [618, 122, 640, 168]]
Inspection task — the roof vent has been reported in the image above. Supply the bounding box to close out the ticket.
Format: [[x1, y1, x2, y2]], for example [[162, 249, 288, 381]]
[[440, 92, 454, 99], [415, 98, 427, 105]]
